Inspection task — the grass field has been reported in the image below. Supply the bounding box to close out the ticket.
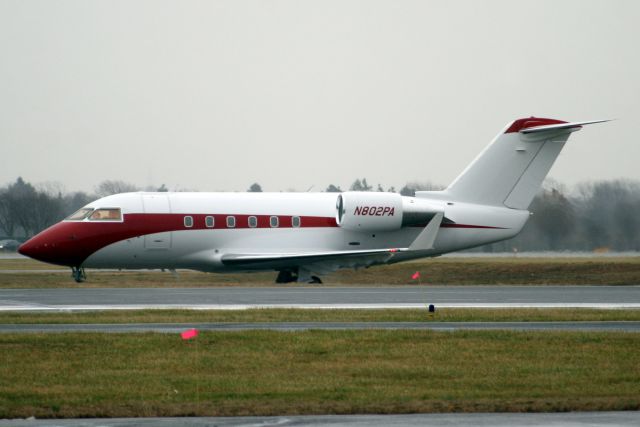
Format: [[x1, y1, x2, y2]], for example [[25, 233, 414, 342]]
[[1, 330, 639, 418], [1, 308, 640, 324], [1, 256, 639, 287], [2, 256, 639, 418]]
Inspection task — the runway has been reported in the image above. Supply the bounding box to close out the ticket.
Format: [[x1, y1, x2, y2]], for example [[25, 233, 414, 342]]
[[1, 412, 640, 426], [2, 321, 640, 333], [1, 285, 639, 311]]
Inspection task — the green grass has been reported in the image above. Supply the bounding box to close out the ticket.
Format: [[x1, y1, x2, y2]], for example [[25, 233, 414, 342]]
[[1, 330, 638, 418], [1, 256, 640, 287], [3, 257, 638, 417], [1, 308, 640, 324]]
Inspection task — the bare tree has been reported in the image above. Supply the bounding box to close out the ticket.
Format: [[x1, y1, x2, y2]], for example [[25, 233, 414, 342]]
[[0, 188, 15, 237], [350, 178, 372, 191], [532, 188, 575, 250], [36, 181, 66, 197], [95, 180, 139, 197], [577, 180, 640, 251], [62, 192, 94, 217], [0, 178, 41, 237], [248, 183, 263, 192]]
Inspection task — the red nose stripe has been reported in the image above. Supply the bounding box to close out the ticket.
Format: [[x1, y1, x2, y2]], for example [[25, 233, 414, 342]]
[[18, 213, 338, 267], [19, 213, 506, 267]]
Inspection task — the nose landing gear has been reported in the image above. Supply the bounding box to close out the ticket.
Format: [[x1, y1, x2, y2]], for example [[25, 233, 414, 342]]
[[71, 266, 86, 283]]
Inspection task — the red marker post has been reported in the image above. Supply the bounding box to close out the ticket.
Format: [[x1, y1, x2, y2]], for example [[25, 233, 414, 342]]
[[411, 271, 434, 313], [181, 328, 200, 411], [411, 271, 422, 285], [181, 328, 199, 340]]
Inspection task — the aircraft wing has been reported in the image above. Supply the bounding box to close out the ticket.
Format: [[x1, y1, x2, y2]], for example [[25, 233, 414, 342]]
[[220, 248, 402, 271], [221, 213, 443, 273]]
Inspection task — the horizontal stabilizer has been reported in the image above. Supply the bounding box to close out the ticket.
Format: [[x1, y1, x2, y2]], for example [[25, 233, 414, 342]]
[[520, 119, 610, 134]]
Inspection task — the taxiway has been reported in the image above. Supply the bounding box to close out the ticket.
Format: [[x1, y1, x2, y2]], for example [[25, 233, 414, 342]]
[[0, 285, 639, 311], [1, 412, 640, 426]]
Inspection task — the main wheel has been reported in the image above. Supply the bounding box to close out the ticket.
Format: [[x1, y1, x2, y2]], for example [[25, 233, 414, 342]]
[[276, 270, 297, 283], [71, 267, 86, 283]]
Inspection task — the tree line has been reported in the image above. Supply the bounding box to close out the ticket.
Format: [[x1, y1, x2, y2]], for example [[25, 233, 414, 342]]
[[485, 179, 640, 252], [1, 177, 638, 252], [0, 179, 161, 238]]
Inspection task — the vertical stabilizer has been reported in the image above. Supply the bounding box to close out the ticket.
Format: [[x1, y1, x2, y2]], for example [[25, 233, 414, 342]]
[[437, 117, 607, 210]]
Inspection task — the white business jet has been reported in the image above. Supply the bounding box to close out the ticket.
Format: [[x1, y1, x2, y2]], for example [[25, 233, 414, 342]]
[[19, 117, 607, 283]]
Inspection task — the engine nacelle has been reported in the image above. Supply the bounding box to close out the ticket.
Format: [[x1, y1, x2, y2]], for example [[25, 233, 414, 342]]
[[336, 192, 441, 232]]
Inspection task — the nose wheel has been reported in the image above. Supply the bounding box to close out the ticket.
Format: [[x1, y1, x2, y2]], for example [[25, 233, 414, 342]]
[[71, 267, 86, 283]]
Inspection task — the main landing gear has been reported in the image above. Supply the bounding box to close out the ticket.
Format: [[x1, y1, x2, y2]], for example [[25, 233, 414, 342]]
[[71, 266, 86, 283], [276, 269, 323, 284], [276, 270, 296, 283]]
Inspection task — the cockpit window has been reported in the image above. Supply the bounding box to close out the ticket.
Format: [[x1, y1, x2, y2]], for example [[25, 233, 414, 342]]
[[88, 208, 122, 221], [66, 208, 94, 221]]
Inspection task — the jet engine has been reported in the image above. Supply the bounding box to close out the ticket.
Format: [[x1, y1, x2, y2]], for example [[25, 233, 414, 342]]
[[336, 192, 441, 232]]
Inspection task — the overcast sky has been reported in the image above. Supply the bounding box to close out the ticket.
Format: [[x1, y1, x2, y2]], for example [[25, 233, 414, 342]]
[[1, 0, 638, 193]]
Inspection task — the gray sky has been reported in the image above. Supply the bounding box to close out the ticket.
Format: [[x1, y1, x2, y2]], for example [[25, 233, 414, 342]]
[[1, 0, 638, 193]]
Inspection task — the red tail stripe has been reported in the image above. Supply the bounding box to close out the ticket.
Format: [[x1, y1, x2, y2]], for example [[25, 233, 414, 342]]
[[504, 117, 567, 134]]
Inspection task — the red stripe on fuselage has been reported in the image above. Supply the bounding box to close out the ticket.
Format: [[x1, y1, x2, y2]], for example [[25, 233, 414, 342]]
[[19, 213, 338, 267], [19, 212, 506, 267], [134, 213, 337, 230]]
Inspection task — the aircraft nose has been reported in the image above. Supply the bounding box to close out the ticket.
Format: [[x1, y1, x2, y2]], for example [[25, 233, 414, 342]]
[[17, 240, 35, 257], [18, 234, 57, 263], [17, 223, 82, 267], [17, 221, 97, 267]]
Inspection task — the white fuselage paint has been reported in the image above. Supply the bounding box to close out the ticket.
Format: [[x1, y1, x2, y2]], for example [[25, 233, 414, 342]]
[[81, 192, 529, 272]]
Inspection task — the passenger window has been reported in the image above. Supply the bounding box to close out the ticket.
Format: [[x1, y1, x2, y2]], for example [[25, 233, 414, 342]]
[[205, 216, 214, 228], [66, 208, 93, 221], [184, 216, 193, 228], [248, 216, 258, 228], [292, 216, 301, 228], [270, 216, 279, 228], [227, 216, 236, 228], [88, 208, 122, 221]]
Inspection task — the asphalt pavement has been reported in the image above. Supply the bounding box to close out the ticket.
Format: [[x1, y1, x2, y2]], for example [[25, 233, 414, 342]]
[[2, 412, 640, 426], [1, 285, 639, 311]]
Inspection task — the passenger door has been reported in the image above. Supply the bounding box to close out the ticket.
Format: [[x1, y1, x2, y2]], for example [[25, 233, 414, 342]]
[[142, 194, 172, 249]]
